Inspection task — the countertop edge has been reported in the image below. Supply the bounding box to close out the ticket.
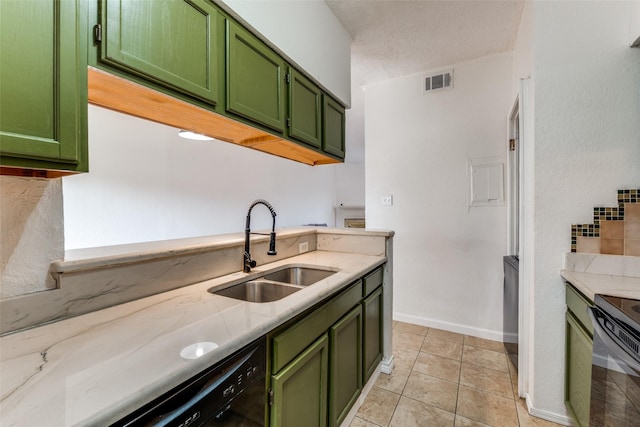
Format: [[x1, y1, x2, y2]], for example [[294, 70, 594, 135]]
[[0, 251, 389, 426], [53, 227, 394, 273], [560, 270, 640, 301]]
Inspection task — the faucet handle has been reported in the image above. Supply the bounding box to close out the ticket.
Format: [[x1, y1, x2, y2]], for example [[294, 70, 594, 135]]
[[268, 232, 277, 256]]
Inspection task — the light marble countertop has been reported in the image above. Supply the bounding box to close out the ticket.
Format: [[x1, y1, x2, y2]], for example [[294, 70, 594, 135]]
[[0, 250, 386, 427], [560, 270, 640, 301]]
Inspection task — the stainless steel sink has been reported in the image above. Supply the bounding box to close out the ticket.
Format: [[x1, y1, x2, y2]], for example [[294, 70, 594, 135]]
[[209, 265, 338, 303], [262, 266, 336, 286], [211, 280, 301, 303]]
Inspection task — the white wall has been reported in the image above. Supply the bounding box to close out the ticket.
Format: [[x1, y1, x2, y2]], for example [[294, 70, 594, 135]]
[[62, 106, 338, 249], [512, 1, 533, 98], [525, 0, 640, 420], [365, 53, 513, 339], [220, 0, 351, 106]]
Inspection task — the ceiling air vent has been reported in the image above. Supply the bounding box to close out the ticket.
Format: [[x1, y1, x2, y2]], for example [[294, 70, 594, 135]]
[[423, 69, 453, 94]]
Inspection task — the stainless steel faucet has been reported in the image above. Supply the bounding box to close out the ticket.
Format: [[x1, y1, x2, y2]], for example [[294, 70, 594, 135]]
[[244, 199, 277, 272]]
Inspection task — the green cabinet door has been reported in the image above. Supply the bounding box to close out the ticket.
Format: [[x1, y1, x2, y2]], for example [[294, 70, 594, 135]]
[[329, 305, 362, 427], [100, 0, 219, 104], [565, 312, 593, 427], [288, 68, 322, 148], [0, 0, 87, 172], [226, 20, 286, 132], [322, 95, 345, 159], [363, 286, 383, 383], [271, 334, 329, 427]]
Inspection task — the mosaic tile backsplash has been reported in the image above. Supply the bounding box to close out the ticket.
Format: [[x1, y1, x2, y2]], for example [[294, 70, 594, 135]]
[[571, 189, 640, 256]]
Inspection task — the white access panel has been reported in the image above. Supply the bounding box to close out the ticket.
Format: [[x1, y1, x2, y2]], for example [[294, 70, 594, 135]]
[[468, 157, 505, 207]]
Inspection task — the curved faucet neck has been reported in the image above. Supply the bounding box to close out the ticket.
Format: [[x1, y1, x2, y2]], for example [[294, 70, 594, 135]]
[[244, 200, 277, 272]]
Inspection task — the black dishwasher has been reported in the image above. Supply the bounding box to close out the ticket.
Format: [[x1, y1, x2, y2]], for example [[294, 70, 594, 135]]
[[112, 337, 266, 427]]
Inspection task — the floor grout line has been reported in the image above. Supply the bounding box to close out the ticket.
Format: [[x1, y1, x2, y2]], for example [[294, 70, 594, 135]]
[[359, 322, 563, 427]]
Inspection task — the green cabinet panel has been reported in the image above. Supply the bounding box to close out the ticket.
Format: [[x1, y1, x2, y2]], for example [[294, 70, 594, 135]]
[[363, 286, 383, 383], [329, 305, 362, 427], [363, 266, 383, 297], [272, 280, 362, 373], [322, 95, 345, 159], [269, 265, 385, 427], [271, 334, 329, 427], [100, 0, 219, 105], [566, 283, 594, 336], [565, 283, 594, 427], [565, 312, 593, 427], [288, 68, 322, 148], [226, 20, 286, 132], [0, 0, 87, 172]]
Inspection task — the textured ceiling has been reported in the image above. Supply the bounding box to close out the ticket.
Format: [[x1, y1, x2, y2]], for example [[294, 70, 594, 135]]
[[325, 0, 525, 87]]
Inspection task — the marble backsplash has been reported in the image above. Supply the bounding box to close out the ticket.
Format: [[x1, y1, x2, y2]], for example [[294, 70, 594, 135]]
[[0, 228, 392, 335], [564, 252, 640, 278], [0, 230, 317, 335]]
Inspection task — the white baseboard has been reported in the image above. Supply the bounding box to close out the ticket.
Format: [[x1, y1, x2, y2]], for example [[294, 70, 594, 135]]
[[525, 393, 574, 426], [393, 312, 504, 342]]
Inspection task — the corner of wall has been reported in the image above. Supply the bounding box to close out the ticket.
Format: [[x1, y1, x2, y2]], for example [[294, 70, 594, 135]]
[[1, 176, 64, 299]]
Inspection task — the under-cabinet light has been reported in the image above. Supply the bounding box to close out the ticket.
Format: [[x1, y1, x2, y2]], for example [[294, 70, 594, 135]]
[[178, 130, 215, 141]]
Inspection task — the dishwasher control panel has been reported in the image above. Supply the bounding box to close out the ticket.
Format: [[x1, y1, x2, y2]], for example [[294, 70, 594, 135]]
[[111, 337, 266, 427]]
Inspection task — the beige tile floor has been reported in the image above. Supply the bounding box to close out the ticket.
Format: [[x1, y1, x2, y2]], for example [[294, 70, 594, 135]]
[[350, 321, 563, 427]]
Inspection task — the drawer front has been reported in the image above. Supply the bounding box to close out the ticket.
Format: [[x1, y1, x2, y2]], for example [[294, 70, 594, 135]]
[[363, 266, 383, 297], [565, 283, 594, 336], [272, 280, 363, 373]]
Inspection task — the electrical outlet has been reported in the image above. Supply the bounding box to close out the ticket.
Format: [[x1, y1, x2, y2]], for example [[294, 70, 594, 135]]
[[381, 195, 393, 206], [299, 241, 309, 253]]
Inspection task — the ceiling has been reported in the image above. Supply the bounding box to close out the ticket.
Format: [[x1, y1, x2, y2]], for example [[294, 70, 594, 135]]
[[325, 0, 525, 87]]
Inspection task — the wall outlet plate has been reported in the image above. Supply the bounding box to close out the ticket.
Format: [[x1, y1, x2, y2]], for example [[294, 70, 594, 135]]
[[299, 241, 309, 253], [381, 195, 393, 206]]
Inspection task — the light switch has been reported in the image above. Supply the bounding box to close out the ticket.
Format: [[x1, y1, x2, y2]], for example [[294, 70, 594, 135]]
[[381, 195, 393, 206]]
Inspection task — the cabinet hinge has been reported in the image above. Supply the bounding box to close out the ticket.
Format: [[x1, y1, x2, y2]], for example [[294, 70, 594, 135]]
[[286, 118, 291, 128], [285, 73, 290, 84], [268, 389, 274, 406], [93, 24, 102, 44]]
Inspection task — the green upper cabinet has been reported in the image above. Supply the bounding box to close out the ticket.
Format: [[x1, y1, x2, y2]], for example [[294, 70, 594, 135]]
[[288, 68, 322, 148], [99, 0, 220, 105], [322, 95, 345, 159], [226, 20, 286, 133], [0, 0, 87, 173]]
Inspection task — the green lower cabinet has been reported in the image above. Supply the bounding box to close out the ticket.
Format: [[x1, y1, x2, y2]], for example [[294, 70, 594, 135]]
[[226, 20, 286, 133], [363, 286, 383, 383], [565, 283, 594, 427], [271, 334, 329, 427], [0, 0, 87, 172], [99, 0, 220, 105], [322, 95, 345, 159], [329, 305, 362, 427]]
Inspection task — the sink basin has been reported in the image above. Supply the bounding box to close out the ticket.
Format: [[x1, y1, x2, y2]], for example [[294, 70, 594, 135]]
[[211, 280, 301, 303], [209, 265, 338, 303], [262, 266, 336, 286]]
